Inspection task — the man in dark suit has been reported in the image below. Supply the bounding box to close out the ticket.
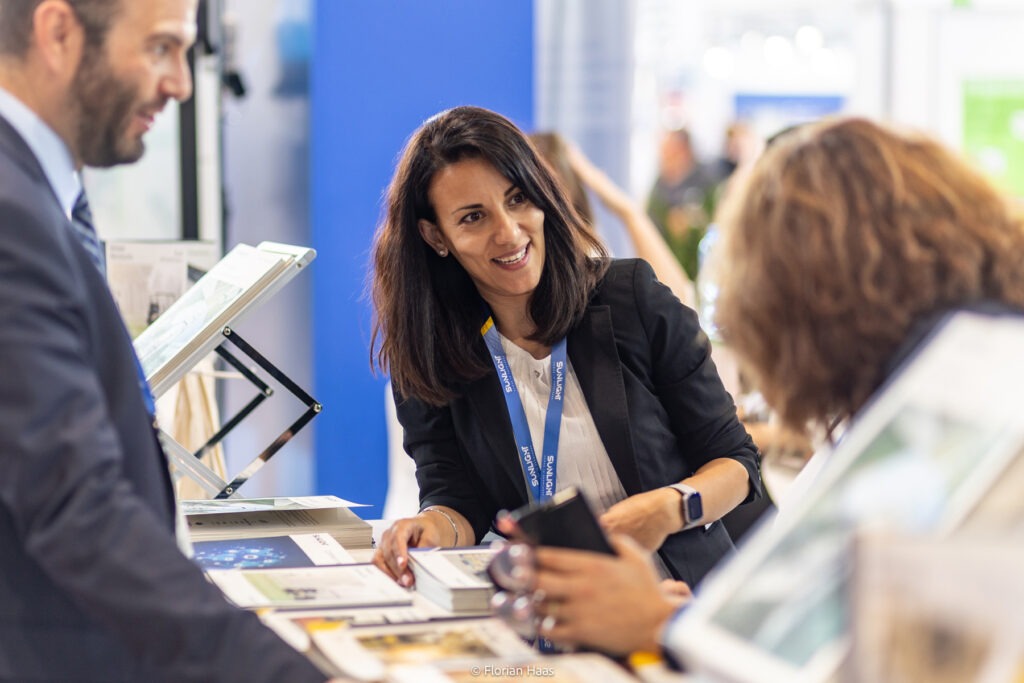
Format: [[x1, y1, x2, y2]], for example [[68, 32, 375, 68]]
[[0, 1, 327, 681]]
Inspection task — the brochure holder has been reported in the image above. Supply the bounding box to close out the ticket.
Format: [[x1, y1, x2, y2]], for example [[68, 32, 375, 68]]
[[133, 241, 321, 499]]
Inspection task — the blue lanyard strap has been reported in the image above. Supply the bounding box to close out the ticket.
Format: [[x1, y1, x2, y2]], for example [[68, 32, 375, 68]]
[[480, 317, 567, 502], [133, 352, 157, 420]]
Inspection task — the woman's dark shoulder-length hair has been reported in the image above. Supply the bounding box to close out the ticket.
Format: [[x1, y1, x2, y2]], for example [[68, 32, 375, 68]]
[[371, 106, 608, 406]]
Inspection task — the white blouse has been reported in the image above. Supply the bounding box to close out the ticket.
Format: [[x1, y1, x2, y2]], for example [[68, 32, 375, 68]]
[[498, 333, 627, 514], [499, 334, 673, 578]]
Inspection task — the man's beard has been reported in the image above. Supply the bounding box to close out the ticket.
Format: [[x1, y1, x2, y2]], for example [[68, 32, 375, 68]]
[[70, 42, 146, 168]]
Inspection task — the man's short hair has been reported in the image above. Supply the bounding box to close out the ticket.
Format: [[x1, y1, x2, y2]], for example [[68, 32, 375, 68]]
[[0, 0, 120, 57]]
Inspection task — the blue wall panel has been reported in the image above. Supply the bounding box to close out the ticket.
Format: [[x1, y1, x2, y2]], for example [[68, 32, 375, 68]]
[[311, 2, 535, 514]]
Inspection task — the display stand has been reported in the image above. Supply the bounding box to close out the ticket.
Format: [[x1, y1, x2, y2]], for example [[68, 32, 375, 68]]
[[134, 241, 320, 498]]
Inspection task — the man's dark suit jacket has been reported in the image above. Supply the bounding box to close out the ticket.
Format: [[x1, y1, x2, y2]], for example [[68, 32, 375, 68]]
[[398, 259, 763, 587], [0, 116, 324, 682]]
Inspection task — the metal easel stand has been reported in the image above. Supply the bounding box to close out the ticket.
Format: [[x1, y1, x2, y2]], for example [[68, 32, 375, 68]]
[[162, 326, 322, 499]]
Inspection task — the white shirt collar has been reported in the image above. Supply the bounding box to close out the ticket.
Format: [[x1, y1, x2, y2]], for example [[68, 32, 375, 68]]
[[0, 85, 82, 218]]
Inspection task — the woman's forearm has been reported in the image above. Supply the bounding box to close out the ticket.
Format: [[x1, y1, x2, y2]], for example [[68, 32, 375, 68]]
[[678, 457, 751, 524]]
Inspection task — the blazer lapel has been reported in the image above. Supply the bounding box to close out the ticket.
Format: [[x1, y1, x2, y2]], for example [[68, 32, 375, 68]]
[[568, 305, 643, 495], [463, 360, 532, 500]]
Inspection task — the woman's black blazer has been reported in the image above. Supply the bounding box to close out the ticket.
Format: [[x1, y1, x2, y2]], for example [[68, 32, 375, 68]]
[[396, 258, 763, 586]]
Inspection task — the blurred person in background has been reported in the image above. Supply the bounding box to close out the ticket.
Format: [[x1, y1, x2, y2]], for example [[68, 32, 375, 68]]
[[530, 131, 696, 307], [705, 120, 763, 190], [646, 126, 744, 283]]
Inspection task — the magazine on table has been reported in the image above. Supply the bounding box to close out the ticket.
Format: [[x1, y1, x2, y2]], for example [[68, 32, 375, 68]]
[[388, 653, 641, 683], [182, 495, 372, 549], [260, 597, 456, 653], [408, 547, 498, 614], [191, 532, 355, 570], [310, 618, 534, 682], [207, 564, 410, 610]]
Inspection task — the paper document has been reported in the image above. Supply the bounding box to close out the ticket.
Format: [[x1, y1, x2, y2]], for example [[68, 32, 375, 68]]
[[192, 533, 355, 570], [311, 618, 534, 681], [207, 564, 411, 610]]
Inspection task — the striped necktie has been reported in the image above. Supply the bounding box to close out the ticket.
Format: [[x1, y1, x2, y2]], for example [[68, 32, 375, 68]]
[[69, 189, 156, 419], [71, 189, 106, 276]]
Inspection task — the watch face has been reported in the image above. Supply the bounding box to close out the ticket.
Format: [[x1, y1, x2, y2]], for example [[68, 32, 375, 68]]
[[686, 494, 703, 523]]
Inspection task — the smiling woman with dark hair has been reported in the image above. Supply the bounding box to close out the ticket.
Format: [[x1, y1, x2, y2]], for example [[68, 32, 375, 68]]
[[372, 107, 607, 408], [370, 106, 761, 589]]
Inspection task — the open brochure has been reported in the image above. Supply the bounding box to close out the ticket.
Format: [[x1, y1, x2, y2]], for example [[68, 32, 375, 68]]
[[309, 618, 534, 682], [105, 240, 220, 338], [388, 653, 641, 683], [133, 241, 315, 397], [207, 564, 411, 610], [409, 547, 497, 614], [191, 532, 355, 570], [260, 598, 456, 653], [182, 495, 373, 549]]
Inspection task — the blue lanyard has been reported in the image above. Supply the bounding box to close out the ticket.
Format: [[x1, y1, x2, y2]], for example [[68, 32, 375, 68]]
[[480, 317, 567, 502], [132, 353, 157, 420]]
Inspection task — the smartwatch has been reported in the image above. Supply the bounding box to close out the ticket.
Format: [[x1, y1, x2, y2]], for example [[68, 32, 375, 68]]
[[667, 483, 703, 529]]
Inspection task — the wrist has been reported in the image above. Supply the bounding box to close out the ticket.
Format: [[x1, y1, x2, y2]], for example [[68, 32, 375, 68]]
[[420, 506, 460, 547], [666, 482, 704, 531]]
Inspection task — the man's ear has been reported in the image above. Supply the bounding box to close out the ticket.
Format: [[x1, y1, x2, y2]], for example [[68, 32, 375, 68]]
[[31, 0, 85, 79], [418, 219, 449, 256]]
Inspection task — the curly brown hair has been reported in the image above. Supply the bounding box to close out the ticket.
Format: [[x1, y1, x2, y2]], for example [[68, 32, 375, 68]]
[[715, 117, 1024, 431]]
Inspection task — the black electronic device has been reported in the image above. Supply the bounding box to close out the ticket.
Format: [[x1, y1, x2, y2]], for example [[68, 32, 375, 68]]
[[505, 487, 615, 555]]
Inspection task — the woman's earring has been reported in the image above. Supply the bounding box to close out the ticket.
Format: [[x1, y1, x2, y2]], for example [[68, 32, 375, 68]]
[[438, 248, 448, 257]]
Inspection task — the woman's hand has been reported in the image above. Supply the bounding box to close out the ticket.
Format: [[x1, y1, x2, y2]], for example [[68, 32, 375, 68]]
[[532, 535, 684, 655], [371, 514, 448, 587], [600, 488, 682, 552]]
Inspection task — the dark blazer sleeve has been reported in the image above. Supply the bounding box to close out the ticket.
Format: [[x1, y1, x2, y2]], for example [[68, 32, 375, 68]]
[[629, 259, 763, 502], [394, 387, 495, 542], [0, 198, 325, 681]]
